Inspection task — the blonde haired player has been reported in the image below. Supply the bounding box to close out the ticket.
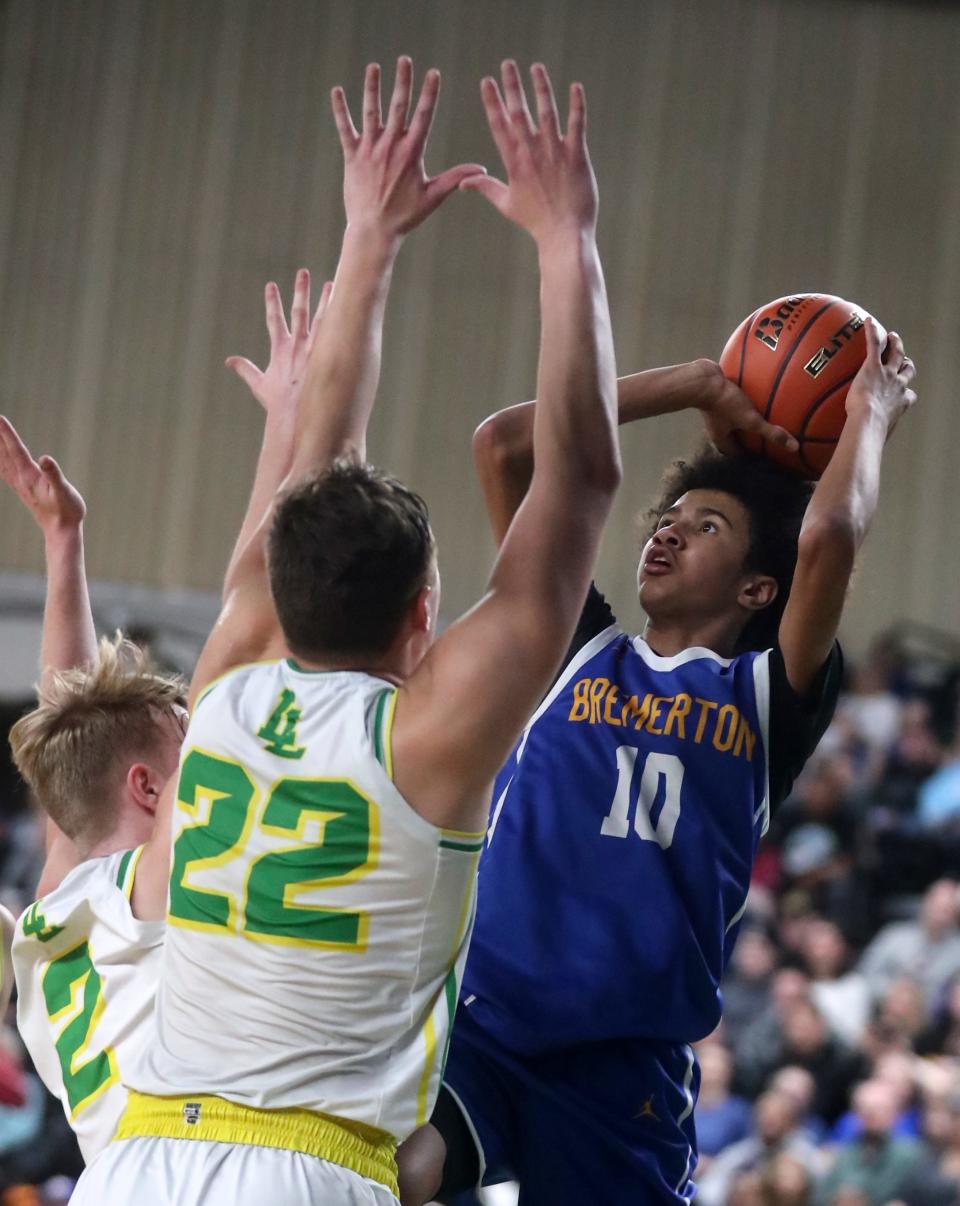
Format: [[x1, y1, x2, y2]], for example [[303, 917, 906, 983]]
[[0, 263, 328, 1161], [70, 57, 620, 1206]]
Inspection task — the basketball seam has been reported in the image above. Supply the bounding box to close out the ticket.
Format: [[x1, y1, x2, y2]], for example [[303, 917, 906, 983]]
[[796, 368, 859, 475], [762, 299, 839, 421]]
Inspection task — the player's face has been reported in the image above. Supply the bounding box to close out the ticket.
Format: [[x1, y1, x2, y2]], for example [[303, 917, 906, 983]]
[[636, 489, 753, 620]]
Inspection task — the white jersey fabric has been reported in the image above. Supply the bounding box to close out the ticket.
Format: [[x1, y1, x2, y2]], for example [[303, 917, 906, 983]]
[[130, 659, 481, 1142], [12, 847, 163, 1162]]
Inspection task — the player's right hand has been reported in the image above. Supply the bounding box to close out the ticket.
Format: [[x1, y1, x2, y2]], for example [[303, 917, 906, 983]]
[[332, 57, 485, 239], [696, 360, 798, 456], [0, 416, 85, 535], [461, 61, 597, 245]]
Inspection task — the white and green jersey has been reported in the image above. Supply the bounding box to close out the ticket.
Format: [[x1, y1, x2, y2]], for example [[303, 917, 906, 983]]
[[130, 659, 482, 1142], [13, 848, 163, 1162]]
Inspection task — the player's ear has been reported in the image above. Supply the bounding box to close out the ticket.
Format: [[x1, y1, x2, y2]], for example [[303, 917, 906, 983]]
[[126, 762, 162, 817], [738, 573, 778, 613], [409, 582, 434, 635]]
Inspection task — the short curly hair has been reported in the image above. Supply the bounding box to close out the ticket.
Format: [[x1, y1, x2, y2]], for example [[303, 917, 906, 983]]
[[647, 445, 813, 652]]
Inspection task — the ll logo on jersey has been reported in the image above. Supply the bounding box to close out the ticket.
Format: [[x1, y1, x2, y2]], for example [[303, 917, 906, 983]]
[[183, 1102, 202, 1126]]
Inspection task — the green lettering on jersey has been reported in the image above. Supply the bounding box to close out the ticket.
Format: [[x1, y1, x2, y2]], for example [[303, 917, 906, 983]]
[[257, 689, 306, 760], [22, 902, 65, 943]]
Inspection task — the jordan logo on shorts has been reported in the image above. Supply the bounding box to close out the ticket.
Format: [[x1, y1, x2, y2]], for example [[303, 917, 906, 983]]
[[183, 1103, 202, 1126], [634, 1096, 660, 1122]]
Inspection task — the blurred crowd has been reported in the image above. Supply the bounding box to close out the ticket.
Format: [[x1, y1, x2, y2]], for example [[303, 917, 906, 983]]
[[693, 626, 960, 1206], [2, 627, 960, 1203]]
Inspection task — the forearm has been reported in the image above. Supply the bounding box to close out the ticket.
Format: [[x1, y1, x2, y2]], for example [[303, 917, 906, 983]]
[[289, 225, 398, 479], [800, 403, 889, 548], [474, 357, 711, 544], [222, 406, 296, 602], [40, 526, 97, 680], [531, 231, 619, 491]]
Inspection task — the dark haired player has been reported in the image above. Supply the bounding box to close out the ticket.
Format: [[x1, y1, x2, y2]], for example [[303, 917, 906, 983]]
[[400, 335, 916, 1204], [72, 59, 622, 1206]]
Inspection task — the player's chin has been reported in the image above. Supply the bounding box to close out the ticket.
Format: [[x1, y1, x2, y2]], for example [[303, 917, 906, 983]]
[[637, 569, 678, 608]]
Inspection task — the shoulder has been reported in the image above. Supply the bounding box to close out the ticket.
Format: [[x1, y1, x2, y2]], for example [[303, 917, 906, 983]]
[[192, 657, 284, 716]]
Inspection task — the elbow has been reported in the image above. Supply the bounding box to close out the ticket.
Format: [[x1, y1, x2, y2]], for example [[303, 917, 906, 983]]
[[472, 413, 531, 477], [584, 443, 623, 497], [796, 511, 859, 573]]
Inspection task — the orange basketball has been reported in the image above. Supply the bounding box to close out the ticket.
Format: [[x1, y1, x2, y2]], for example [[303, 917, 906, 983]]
[[718, 293, 879, 479]]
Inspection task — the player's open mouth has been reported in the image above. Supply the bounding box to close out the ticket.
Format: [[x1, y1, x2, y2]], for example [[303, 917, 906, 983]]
[[643, 552, 673, 575]]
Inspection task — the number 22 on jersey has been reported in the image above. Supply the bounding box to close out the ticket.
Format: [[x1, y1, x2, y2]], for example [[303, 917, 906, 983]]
[[167, 749, 379, 951]]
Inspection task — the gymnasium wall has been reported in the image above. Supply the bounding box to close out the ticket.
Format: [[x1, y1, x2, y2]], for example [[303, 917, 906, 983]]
[[1, 0, 959, 655]]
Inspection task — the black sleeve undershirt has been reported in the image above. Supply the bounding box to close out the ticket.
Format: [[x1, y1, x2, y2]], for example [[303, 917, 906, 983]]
[[766, 641, 843, 814], [560, 582, 618, 670]]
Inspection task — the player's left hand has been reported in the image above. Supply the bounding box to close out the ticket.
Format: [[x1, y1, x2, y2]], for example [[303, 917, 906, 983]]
[[225, 268, 332, 414], [845, 319, 917, 437], [332, 57, 485, 239], [0, 416, 85, 535], [697, 360, 798, 456]]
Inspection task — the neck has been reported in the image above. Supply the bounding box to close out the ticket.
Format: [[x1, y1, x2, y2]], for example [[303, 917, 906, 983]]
[[289, 651, 404, 686], [641, 614, 744, 659], [84, 811, 153, 862]]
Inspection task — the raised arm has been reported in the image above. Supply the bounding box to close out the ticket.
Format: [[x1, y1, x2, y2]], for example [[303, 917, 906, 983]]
[[473, 361, 797, 543], [133, 59, 478, 920], [220, 269, 331, 604], [0, 418, 96, 677], [0, 904, 14, 1015], [392, 63, 620, 830], [779, 319, 916, 694], [186, 57, 482, 709], [0, 417, 96, 887]]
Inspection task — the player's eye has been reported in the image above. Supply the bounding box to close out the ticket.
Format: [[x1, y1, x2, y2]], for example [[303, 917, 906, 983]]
[[701, 521, 718, 534]]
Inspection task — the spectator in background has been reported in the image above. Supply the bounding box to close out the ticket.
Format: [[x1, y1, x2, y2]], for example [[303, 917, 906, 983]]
[[769, 1065, 829, 1144], [832, 648, 905, 787], [738, 997, 867, 1124], [764, 1151, 814, 1206], [893, 1085, 960, 1206], [919, 730, 960, 832], [858, 880, 960, 1008], [696, 1089, 821, 1206], [695, 1042, 753, 1169], [819, 1079, 923, 1205], [915, 974, 960, 1058], [870, 699, 945, 821], [777, 800, 868, 940], [830, 1052, 922, 1144], [871, 979, 929, 1054], [734, 967, 811, 1087], [722, 923, 779, 1050], [802, 919, 871, 1048]]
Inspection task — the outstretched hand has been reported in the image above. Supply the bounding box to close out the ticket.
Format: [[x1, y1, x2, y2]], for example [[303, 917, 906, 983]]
[[846, 318, 917, 437], [332, 57, 485, 238], [697, 361, 799, 456], [225, 268, 332, 414], [461, 61, 596, 245], [0, 416, 85, 534]]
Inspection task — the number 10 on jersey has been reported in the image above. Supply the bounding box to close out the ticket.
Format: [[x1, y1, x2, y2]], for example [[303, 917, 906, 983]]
[[601, 746, 684, 850]]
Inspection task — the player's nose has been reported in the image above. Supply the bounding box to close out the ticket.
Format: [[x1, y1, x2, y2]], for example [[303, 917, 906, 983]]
[[654, 524, 684, 549]]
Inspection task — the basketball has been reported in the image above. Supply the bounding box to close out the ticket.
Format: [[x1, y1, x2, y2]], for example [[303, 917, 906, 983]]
[[719, 293, 879, 478]]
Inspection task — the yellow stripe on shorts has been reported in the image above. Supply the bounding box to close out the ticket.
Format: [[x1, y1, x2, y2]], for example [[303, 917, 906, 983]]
[[117, 1091, 398, 1197]]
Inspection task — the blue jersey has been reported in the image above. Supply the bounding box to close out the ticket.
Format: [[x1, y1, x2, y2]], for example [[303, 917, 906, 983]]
[[461, 604, 838, 1055]]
